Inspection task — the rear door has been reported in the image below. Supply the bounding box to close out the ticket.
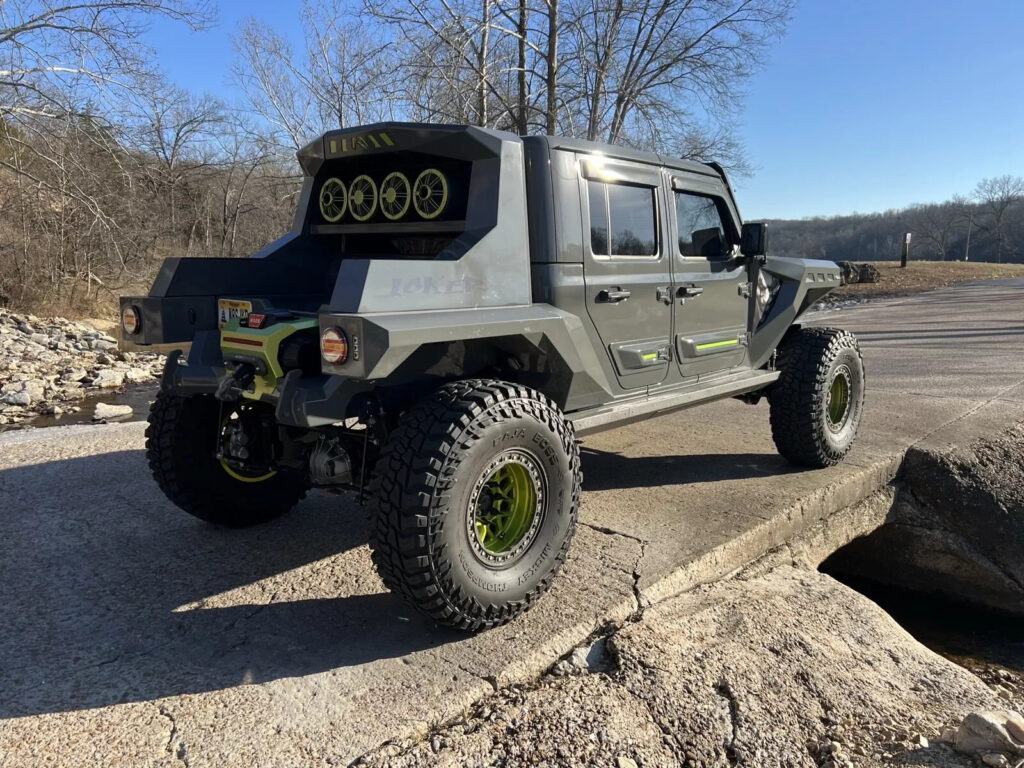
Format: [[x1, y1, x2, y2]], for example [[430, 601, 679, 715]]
[[580, 156, 673, 390], [669, 175, 752, 380]]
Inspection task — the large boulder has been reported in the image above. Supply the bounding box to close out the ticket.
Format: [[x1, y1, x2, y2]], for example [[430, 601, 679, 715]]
[[93, 402, 133, 420], [858, 262, 881, 283], [837, 261, 860, 285], [825, 423, 1024, 616]]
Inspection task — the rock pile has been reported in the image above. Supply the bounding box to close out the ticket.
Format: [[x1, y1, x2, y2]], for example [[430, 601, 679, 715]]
[[0, 309, 163, 426], [836, 261, 881, 285]]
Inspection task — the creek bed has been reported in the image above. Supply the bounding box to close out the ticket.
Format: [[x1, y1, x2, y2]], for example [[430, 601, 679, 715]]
[[0, 383, 159, 432]]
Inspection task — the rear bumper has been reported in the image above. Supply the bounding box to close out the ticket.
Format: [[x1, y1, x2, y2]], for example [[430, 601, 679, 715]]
[[160, 332, 371, 428], [119, 295, 218, 347]]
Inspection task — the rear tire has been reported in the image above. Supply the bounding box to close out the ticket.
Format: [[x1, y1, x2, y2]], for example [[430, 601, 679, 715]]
[[369, 379, 581, 632], [146, 392, 307, 527], [768, 327, 865, 468]]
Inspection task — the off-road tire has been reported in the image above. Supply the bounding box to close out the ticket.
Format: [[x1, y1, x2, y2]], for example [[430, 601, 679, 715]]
[[146, 391, 307, 527], [768, 327, 865, 468], [369, 379, 581, 632]]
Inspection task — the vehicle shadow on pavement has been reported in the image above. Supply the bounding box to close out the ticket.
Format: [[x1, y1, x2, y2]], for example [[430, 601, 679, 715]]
[[580, 448, 795, 490], [0, 450, 460, 719]]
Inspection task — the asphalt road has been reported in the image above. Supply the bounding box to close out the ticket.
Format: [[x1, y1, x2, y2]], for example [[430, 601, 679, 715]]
[[2, 280, 1024, 767]]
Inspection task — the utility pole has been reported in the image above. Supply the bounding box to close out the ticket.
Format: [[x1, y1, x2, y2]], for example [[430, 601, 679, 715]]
[[901, 232, 911, 268], [963, 214, 973, 261]]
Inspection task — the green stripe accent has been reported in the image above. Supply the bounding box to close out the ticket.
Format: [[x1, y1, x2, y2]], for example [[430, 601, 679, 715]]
[[696, 338, 739, 351], [641, 352, 658, 360]]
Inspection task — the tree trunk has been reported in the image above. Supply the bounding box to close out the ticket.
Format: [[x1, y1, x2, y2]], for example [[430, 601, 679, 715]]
[[545, 0, 558, 134], [478, 0, 490, 126], [516, 0, 528, 134]]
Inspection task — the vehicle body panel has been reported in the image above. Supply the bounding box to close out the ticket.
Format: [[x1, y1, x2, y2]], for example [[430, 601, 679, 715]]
[[121, 122, 841, 434]]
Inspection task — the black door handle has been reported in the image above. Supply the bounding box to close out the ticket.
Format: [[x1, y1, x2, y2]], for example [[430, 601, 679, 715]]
[[598, 288, 631, 303], [677, 285, 704, 298]]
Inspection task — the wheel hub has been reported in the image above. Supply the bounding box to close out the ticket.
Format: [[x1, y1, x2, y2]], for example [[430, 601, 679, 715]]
[[826, 365, 853, 431], [218, 405, 277, 483], [467, 450, 545, 566]]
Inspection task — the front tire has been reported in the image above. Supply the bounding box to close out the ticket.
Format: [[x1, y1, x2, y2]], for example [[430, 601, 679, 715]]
[[146, 392, 307, 527], [369, 380, 581, 631], [768, 327, 865, 468]]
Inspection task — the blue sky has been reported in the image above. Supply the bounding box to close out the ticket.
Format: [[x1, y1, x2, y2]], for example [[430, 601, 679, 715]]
[[144, 0, 1024, 220]]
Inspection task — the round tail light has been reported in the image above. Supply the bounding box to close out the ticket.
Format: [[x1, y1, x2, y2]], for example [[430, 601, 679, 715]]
[[320, 327, 349, 365], [122, 305, 141, 335]]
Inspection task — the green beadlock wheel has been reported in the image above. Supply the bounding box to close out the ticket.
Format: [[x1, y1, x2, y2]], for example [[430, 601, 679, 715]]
[[146, 392, 307, 527], [369, 379, 581, 632], [469, 450, 545, 563], [768, 327, 865, 468]]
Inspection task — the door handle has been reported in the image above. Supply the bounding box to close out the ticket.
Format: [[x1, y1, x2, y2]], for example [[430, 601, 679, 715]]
[[677, 285, 704, 298], [598, 288, 631, 303]]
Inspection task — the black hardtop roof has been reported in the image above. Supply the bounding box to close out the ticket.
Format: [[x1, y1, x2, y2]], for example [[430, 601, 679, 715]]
[[299, 122, 722, 180], [525, 134, 720, 178]]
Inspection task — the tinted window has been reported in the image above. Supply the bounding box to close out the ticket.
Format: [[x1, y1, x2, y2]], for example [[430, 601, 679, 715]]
[[588, 180, 657, 257], [675, 192, 729, 258]]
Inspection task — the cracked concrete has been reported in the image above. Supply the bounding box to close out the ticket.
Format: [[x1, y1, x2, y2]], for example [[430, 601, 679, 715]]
[[716, 677, 742, 766], [158, 706, 188, 767], [2, 280, 1024, 765], [356, 565, 1008, 767]]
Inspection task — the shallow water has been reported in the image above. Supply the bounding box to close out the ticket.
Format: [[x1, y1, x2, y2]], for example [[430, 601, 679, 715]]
[[1, 383, 159, 432]]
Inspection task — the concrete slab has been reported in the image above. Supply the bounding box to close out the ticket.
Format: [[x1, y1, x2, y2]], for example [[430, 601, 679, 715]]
[[2, 279, 1024, 765]]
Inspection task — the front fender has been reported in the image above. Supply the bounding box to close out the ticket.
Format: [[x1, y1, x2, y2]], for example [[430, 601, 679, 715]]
[[748, 256, 841, 369]]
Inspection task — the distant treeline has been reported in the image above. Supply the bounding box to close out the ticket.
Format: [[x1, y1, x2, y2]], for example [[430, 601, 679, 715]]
[[766, 175, 1024, 263]]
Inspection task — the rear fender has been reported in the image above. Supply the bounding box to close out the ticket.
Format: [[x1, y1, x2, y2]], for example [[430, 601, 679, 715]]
[[316, 305, 615, 413]]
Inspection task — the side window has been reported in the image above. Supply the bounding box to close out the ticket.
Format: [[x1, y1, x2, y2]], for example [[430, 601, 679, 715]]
[[675, 191, 729, 258], [587, 180, 657, 257]]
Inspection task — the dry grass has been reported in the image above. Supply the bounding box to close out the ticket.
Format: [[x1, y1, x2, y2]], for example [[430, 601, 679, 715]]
[[836, 260, 1024, 298]]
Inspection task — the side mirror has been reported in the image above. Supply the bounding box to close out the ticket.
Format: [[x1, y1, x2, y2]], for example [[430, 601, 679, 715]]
[[741, 222, 768, 260]]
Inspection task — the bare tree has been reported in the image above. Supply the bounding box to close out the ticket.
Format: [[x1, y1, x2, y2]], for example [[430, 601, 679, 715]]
[[907, 202, 961, 261], [373, 0, 522, 129], [233, 1, 401, 158], [974, 175, 1024, 263], [561, 0, 791, 158], [131, 84, 225, 240], [369, 0, 790, 168], [1, 0, 212, 122]]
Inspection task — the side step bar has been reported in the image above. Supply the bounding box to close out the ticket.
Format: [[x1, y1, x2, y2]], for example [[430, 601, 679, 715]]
[[570, 370, 780, 437]]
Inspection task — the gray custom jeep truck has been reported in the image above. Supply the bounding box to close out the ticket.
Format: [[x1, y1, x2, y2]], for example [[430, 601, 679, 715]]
[[120, 123, 864, 631]]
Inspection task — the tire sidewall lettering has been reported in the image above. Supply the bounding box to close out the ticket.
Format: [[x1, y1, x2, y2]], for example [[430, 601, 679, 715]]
[[437, 405, 576, 605]]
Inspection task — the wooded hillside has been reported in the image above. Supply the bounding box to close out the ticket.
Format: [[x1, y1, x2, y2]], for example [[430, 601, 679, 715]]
[[767, 176, 1024, 264]]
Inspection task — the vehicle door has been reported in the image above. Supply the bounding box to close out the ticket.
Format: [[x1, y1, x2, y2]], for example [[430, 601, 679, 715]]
[[669, 175, 752, 380], [579, 156, 673, 391]]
